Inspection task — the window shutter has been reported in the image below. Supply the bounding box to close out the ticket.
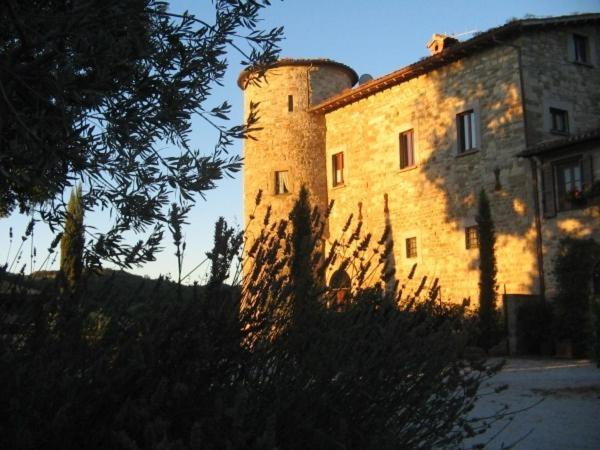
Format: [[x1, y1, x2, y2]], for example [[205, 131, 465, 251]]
[[567, 34, 576, 61], [542, 163, 556, 218], [582, 154, 594, 191]]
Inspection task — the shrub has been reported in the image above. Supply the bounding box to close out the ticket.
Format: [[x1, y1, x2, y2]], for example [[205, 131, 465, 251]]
[[553, 238, 600, 357], [0, 189, 501, 449], [475, 189, 502, 351], [60, 186, 85, 293]]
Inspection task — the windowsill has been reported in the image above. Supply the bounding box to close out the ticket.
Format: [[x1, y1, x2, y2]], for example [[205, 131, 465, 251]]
[[550, 130, 570, 137], [572, 60, 594, 68], [556, 201, 592, 213], [332, 183, 345, 190], [399, 165, 418, 173], [455, 149, 480, 158]]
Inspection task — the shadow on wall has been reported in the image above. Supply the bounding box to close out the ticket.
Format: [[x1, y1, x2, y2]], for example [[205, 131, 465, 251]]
[[414, 73, 539, 299]]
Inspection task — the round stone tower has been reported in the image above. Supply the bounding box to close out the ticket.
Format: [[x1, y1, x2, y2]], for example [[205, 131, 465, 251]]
[[238, 59, 357, 241]]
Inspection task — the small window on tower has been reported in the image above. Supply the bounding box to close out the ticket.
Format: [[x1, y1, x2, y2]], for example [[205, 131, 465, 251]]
[[332, 152, 344, 187], [275, 170, 290, 195], [405, 237, 417, 258], [288, 95, 294, 112], [399, 129, 415, 169]]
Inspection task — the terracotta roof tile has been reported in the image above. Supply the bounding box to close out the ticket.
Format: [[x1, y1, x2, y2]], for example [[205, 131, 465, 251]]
[[518, 128, 600, 157], [309, 13, 600, 114]]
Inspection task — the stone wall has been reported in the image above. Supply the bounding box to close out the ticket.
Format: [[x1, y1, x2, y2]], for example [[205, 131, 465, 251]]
[[240, 24, 600, 303], [323, 44, 538, 303], [519, 24, 600, 296], [537, 147, 600, 296], [519, 25, 600, 145], [241, 62, 355, 245]]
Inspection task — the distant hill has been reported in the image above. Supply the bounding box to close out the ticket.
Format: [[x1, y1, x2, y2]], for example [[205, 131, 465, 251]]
[[1, 269, 208, 302]]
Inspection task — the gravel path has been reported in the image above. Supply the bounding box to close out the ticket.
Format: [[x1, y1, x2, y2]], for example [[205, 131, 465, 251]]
[[463, 358, 600, 449]]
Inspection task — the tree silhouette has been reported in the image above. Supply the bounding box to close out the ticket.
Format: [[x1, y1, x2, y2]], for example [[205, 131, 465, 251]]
[[476, 189, 499, 350], [60, 186, 84, 293], [1, 0, 282, 266]]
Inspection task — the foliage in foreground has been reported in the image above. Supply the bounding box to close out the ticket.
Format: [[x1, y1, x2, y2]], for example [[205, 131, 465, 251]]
[[0, 189, 501, 449], [60, 186, 85, 293], [475, 189, 501, 351], [1, 0, 282, 267], [553, 237, 600, 358]]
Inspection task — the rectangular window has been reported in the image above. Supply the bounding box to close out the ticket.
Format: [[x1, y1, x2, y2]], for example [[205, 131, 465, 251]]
[[573, 34, 589, 64], [399, 129, 415, 169], [550, 108, 569, 134], [465, 226, 479, 250], [288, 95, 294, 112], [274, 170, 290, 195], [332, 152, 344, 187], [457, 110, 477, 153], [555, 159, 583, 211], [405, 237, 417, 258]]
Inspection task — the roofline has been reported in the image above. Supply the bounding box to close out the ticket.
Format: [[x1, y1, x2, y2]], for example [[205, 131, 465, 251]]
[[237, 58, 359, 90], [310, 13, 600, 114], [518, 128, 600, 158]]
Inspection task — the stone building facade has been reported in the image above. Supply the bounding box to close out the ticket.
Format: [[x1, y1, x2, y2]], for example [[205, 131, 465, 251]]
[[239, 14, 600, 304]]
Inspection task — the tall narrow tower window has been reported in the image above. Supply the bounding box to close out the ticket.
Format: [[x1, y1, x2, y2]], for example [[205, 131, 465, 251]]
[[332, 152, 344, 187], [457, 110, 477, 153], [399, 129, 415, 169], [275, 171, 290, 195], [288, 95, 294, 112]]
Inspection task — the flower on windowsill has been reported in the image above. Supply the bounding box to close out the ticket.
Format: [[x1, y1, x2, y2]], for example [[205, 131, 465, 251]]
[[567, 189, 586, 206]]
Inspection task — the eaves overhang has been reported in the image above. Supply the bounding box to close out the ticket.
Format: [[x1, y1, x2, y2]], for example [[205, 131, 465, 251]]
[[309, 13, 600, 115], [518, 128, 600, 158]]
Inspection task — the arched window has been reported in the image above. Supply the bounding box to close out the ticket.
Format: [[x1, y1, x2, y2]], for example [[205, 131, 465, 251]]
[[330, 269, 351, 306]]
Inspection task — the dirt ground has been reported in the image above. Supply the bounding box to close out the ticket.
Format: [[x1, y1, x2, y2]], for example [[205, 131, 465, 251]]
[[463, 358, 600, 449]]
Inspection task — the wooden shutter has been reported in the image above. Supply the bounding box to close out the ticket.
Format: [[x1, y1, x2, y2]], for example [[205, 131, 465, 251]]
[[542, 163, 556, 218], [582, 154, 594, 191], [332, 153, 344, 186]]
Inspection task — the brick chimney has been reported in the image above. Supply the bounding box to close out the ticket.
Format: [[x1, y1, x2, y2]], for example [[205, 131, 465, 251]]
[[426, 34, 459, 55]]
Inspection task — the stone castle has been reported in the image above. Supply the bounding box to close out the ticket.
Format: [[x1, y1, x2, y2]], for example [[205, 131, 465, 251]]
[[238, 14, 600, 306]]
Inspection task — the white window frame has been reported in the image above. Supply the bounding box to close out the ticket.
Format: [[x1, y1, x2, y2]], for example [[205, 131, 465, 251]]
[[543, 99, 573, 136], [274, 170, 290, 195], [568, 31, 597, 67], [332, 151, 345, 187], [454, 101, 481, 156], [399, 128, 416, 170]]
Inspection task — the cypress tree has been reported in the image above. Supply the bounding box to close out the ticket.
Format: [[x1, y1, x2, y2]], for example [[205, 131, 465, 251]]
[[60, 186, 85, 292], [289, 186, 320, 318], [476, 189, 499, 350]]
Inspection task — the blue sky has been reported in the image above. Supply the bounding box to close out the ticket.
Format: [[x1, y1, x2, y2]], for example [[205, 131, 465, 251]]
[[2, 0, 598, 282]]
